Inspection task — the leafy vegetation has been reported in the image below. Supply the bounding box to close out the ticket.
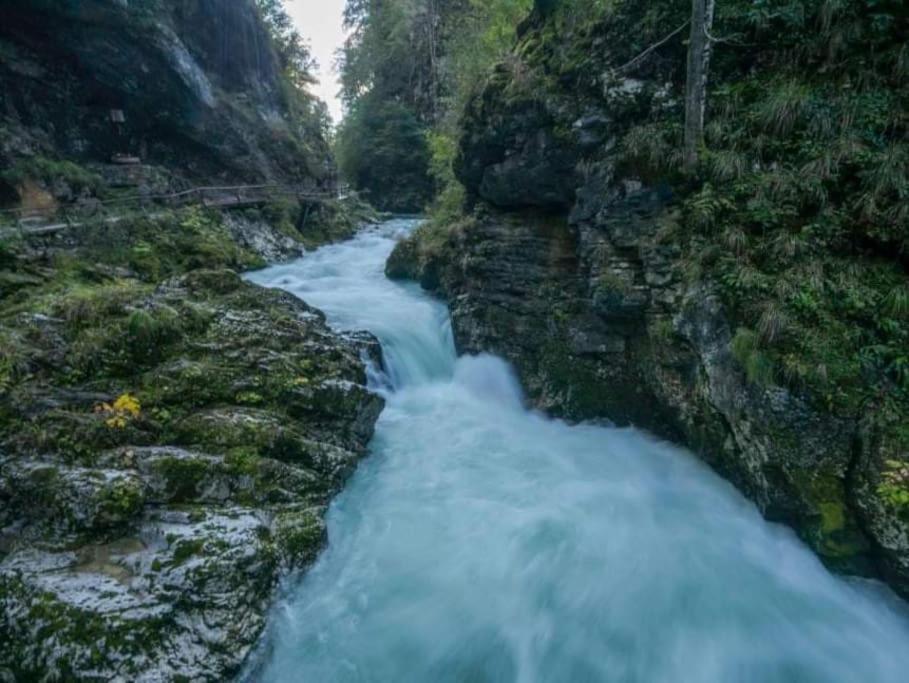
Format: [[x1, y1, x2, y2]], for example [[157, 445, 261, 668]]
[[879, 460, 909, 514], [95, 393, 142, 430], [1, 156, 103, 198], [255, 0, 332, 137], [335, 98, 433, 212], [432, 0, 908, 425], [336, 0, 533, 212]]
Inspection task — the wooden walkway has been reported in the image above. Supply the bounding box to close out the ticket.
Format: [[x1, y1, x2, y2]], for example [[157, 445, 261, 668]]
[[0, 183, 340, 237]]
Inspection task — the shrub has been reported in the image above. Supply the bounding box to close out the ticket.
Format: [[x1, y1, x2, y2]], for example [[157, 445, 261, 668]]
[[126, 308, 184, 363], [95, 393, 142, 430], [879, 460, 909, 513], [731, 327, 776, 387], [2, 156, 103, 196]]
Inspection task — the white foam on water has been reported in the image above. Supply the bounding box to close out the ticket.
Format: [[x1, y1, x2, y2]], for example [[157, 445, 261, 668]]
[[245, 219, 909, 683]]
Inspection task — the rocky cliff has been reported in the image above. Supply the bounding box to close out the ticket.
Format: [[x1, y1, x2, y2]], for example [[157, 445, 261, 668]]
[[388, 0, 909, 597], [0, 0, 334, 208]]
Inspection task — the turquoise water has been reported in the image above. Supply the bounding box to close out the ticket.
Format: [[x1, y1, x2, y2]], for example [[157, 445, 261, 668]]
[[246, 220, 909, 682]]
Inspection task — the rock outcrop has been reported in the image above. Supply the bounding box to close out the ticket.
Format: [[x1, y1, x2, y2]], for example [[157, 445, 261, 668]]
[[0, 0, 334, 204], [389, 3, 909, 597], [0, 212, 383, 680], [393, 202, 881, 583]]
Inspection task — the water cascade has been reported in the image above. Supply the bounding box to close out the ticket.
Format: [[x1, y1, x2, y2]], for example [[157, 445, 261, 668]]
[[246, 219, 909, 683]]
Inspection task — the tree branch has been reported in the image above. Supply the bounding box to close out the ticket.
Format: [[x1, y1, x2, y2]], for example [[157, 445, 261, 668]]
[[705, 27, 758, 47], [612, 20, 690, 75]]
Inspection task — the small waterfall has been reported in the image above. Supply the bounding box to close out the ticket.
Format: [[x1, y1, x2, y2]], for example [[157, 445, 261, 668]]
[[245, 219, 909, 683]]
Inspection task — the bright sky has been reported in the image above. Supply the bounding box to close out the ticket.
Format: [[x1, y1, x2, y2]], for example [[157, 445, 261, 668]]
[[285, 0, 348, 124]]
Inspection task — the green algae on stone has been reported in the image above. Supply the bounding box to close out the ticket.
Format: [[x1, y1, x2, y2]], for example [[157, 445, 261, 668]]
[[273, 509, 327, 568]]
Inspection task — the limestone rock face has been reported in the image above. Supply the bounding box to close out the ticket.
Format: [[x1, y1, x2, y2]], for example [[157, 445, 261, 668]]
[[457, 85, 577, 210], [0, 0, 333, 190], [392, 193, 900, 591], [388, 24, 909, 595]]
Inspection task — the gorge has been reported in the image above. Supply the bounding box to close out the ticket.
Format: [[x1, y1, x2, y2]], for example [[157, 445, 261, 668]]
[[1, 0, 908, 680], [246, 219, 909, 682]]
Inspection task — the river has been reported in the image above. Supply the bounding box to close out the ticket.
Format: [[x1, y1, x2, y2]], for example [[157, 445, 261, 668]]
[[245, 219, 909, 682]]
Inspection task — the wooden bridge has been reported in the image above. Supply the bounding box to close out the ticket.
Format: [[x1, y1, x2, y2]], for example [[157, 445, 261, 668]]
[[0, 183, 342, 237]]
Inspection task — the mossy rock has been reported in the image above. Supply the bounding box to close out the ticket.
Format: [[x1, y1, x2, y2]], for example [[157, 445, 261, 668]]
[[180, 268, 243, 295], [273, 509, 326, 568]]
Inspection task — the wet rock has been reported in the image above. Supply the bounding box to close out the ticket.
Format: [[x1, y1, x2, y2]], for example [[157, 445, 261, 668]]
[[399, 17, 909, 595], [395, 189, 900, 595], [223, 214, 305, 263], [1, 507, 281, 682], [0, 260, 384, 679]]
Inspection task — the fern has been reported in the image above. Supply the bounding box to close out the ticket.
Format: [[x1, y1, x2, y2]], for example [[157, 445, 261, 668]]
[[731, 327, 775, 387], [757, 80, 812, 135], [883, 285, 909, 319], [758, 302, 789, 344], [722, 227, 748, 255], [706, 149, 748, 182], [772, 230, 810, 260]]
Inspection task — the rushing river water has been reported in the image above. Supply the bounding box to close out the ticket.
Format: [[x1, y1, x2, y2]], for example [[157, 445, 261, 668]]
[[246, 219, 909, 682]]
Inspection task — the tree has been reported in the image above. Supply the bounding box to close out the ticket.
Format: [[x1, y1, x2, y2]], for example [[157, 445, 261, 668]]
[[255, 0, 318, 90], [684, 0, 716, 172], [335, 97, 433, 212]]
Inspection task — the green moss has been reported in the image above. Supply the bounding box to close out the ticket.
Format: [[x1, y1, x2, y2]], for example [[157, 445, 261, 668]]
[[14, 410, 145, 465], [128, 241, 162, 280], [95, 478, 144, 527], [126, 308, 184, 364], [818, 501, 845, 536], [181, 268, 243, 294], [141, 361, 235, 415], [878, 460, 909, 515], [224, 447, 260, 476], [170, 538, 206, 567], [0, 576, 171, 678], [152, 457, 210, 503], [274, 510, 325, 567], [790, 468, 871, 568], [55, 280, 149, 330], [67, 207, 265, 282]]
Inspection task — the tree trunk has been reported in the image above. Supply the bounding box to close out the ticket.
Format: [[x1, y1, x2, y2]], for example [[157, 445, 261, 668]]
[[428, 0, 439, 121], [684, 0, 716, 172]]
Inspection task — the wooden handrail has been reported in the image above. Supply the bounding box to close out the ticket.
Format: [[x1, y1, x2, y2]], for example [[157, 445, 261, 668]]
[[0, 183, 338, 219]]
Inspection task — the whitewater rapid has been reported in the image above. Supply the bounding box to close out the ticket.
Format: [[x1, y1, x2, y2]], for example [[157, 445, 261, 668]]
[[246, 219, 909, 682]]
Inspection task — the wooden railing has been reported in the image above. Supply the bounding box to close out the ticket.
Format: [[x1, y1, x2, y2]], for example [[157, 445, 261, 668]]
[[0, 183, 341, 234]]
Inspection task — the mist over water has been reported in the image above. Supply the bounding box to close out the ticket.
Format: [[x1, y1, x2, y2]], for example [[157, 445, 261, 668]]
[[247, 220, 909, 682]]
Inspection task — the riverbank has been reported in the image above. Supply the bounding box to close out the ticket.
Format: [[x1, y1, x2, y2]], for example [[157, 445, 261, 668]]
[[0, 202, 383, 680]]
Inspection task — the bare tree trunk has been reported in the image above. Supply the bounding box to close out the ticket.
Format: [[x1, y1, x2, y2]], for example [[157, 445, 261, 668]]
[[684, 0, 716, 172], [425, 0, 440, 122], [430, 0, 439, 120]]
